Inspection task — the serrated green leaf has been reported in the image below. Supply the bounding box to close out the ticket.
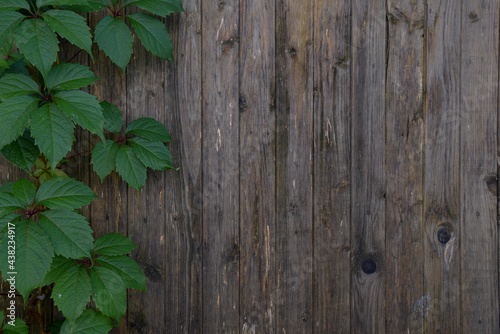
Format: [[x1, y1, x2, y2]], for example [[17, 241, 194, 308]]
[[0, 219, 54, 300], [37, 0, 88, 7], [46, 63, 98, 91], [52, 263, 91, 321], [39, 209, 93, 258], [12, 179, 35, 206], [16, 18, 59, 79], [0, 0, 30, 11], [0, 214, 22, 241], [30, 103, 75, 168], [3, 318, 29, 334], [115, 145, 146, 191], [59, 309, 114, 334], [36, 177, 97, 209], [94, 16, 133, 70], [90, 266, 126, 320], [129, 137, 173, 171], [1, 132, 39, 172], [0, 96, 38, 149], [42, 10, 93, 59], [97, 255, 145, 291], [41, 255, 73, 286], [125, 117, 172, 142], [0, 73, 40, 101], [0, 182, 14, 193], [123, 0, 184, 16], [127, 13, 173, 60], [0, 11, 24, 44], [91, 140, 118, 180], [47, 319, 64, 334], [100, 101, 122, 133], [93, 233, 136, 256], [59, 0, 109, 13], [0, 188, 25, 217], [54, 90, 104, 139]]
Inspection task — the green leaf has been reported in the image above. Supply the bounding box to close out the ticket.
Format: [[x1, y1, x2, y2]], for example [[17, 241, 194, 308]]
[[0, 0, 30, 11], [94, 16, 133, 70], [129, 137, 173, 170], [47, 319, 64, 334], [0, 96, 38, 149], [12, 179, 36, 206], [39, 209, 93, 258], [54, 90, 104, 139], [90, 266, 126, 320], [59, 309, 114, 334], [0, 11, 24, 43], [42, 10, 93, 59], [41, 255, 73, 286], [0, 219, 54, 300], [115, 145, 146, 191], [125, 117, 172, 142], [100, 101, 122, 133], [0, 214, 22, 240], [1, 132, 40, 172], [0, 188, 25, 217], [93, 233, 136, 256], [59, 0, 109, 13], [127, 13, 173, 60], [15, 18, 59, 79], [97, 255, 145, 291], [123, 0, 184, 16], [3, 318, 29, 334], [36, 177, 97, 209], [30, 103, 75, 168], [0, 73, 40, 101], [46, 63, 97, 91], [0, 182, 14, 193], [91, 140, 118, 180], [52, 263, 91, 321], [37, 0, 88, 7]]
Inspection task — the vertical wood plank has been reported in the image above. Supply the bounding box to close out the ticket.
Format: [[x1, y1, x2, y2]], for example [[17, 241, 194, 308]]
[[460, 0, 499, 331], [385, 1, 425, 332], [312, 0, 351, 332], [164, 0, 203, 332], [424, 0, 461, 332], [238, 0, 276, 332], [201, 0, 240, 332], [87, 11, 129, 334], [275, 1, 313, 332], [125, 17, 167, 333], [351, 1, 386, 332]]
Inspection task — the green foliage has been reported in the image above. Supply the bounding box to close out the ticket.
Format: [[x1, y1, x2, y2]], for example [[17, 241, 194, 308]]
[[0, 0, 182, 331]]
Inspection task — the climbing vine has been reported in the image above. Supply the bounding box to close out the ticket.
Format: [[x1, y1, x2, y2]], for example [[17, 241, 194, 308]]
[[0, 0, 182, 332]]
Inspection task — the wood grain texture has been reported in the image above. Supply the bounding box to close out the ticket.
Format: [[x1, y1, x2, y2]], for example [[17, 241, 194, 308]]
[[351, 0, 386, 332], [125, 9, 168, 332], [201, 1, 240, 332], [238, 0, 276, 332], [312, 0, 351, 332], [385, 1, 425, 332], [460, 0, 500, 331], [275, 1, 313, 333], [164, 0, 203, 332], [424, 0, 461, 332]]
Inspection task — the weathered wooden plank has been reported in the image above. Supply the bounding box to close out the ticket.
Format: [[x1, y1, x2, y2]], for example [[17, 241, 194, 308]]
[[460, 0, 499, 331], [239, 0, 276, 332], [351, 0, 386, 332], [164, 0, 203, 332], [201, 1, 240, 332], [424, 0, 461, 332], [385, 1, 425, 332], [312, 0, 351, 332], [86, 11, 129, 334], [125, 12, 168, 333], [275, 1, 313, 332]]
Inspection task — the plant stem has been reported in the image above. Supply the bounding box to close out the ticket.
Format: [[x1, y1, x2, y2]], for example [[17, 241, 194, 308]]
[[66, 149, 92, 160], [67, 49, 83, 63]]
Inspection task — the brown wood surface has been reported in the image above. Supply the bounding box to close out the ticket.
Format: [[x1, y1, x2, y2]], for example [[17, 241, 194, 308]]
[[3, 0, 500, 333]]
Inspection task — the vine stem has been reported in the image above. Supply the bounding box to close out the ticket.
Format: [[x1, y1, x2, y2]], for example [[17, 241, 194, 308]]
[[67, 49, 83, 63], [66, 149, 92, 160]]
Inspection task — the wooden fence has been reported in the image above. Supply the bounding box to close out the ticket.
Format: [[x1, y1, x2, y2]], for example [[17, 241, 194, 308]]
[[1, 0, 500, 333]]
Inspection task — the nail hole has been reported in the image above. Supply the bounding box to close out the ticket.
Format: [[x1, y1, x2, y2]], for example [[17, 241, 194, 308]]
[[361, 259, 376, 274]]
